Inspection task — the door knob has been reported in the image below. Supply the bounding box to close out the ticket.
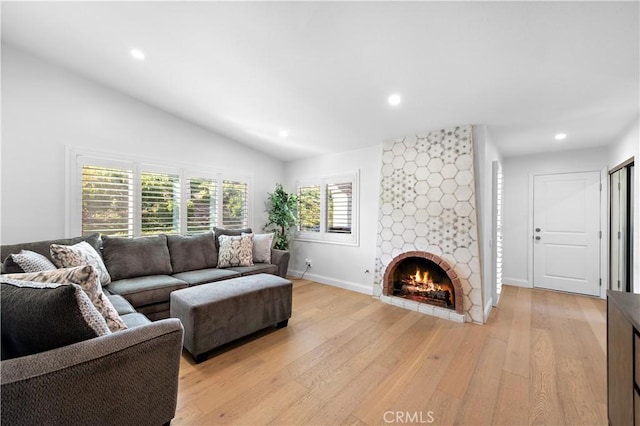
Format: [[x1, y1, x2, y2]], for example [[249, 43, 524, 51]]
[[535, 228, 541, 232], [535, 236, 541, 240]]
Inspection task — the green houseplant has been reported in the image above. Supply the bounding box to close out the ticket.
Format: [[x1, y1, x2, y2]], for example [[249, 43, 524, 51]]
[[264, 183, 298, 250]]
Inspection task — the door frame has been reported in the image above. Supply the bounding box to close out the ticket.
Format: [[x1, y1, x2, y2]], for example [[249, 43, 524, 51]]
[[527, 167, 608, 298]]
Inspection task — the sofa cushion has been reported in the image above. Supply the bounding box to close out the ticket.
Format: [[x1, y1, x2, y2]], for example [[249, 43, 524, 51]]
[[107, 275, 188, 308], [5, 265, 127, 333], [166, 232, 218, 273], [107, 294, 137, 316], [120, 312, 152, 328], [213, 227, 252, 250], [1, 278, 111, 360], [218, 234, 253, 268], [10, 250, 57, 273], [172, 268, 241, 286], [1, 234, 101, 274], [50, 241, 111, 285], [227, 263, 279, 277], [102, 235, 173, 280]]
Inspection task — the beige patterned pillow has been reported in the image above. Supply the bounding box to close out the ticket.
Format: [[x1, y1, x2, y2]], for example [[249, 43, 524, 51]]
[[5, 265, 127, 332], [217, 234, 253, 268], [50, 241, 111, 286]]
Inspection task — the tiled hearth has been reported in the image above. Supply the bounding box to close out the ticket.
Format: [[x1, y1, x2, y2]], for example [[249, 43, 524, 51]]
[[374, 125, 485, 323]]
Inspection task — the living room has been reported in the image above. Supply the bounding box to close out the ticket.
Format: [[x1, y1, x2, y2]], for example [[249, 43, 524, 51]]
[[1, 1, 639, 425]]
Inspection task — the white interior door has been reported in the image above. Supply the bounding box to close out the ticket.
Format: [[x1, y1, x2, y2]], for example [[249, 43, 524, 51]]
[[533, 171, 601, 295]]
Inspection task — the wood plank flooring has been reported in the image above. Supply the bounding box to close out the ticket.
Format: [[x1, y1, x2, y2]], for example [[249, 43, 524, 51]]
[[174, 280, 607, 425]]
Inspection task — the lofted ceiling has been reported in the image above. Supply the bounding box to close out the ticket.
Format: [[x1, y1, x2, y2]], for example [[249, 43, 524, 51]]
[[1, 1, 638, 162]]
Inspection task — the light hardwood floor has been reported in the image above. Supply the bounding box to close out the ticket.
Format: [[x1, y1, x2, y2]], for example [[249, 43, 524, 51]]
[[174, 280, 607, 426]]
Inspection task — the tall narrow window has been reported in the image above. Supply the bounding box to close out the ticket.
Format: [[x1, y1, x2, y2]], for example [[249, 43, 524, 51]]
[[81, 165, 133, 237], [298, 185, 321, 232], [222, 180, 248, 229], [186, 177, 218, 234], [141, 171, 180, 235], [326, 182, 352, 234]]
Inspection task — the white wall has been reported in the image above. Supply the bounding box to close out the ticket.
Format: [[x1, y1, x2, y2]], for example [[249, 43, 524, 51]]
[[608, 118, 639, 293], [502, 147, 609, 290], [1, 44, 284, 244], [284, 144, 382, 294], [473, 125, 502, 319]]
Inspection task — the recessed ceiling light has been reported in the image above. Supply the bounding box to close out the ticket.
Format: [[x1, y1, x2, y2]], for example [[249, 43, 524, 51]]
[[388, 94, 401, 106], [279, 130, 289, 138], [130, 48, 145, 60], [555, 133, 567, 141]]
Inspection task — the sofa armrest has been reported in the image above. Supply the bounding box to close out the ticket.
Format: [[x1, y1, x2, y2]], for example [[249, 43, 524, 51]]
[[270, 249, 290, 278], [1, 318, 184, 426]]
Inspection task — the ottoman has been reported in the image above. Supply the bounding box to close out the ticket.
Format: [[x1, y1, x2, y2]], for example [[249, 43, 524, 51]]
[[170, 273, 292, 363]]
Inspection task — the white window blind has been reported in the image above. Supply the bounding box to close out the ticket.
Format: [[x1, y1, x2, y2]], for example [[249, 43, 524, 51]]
[[186, 177, 218, 235], [222, 180, 248, 229], [140, 171, 181, 235], [298, 185, 321, 232], [326, 182, 352, 234], [81, 165, 134, 237]]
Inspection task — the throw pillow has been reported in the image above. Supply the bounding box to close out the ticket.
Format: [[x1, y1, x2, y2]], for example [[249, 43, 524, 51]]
[[101, 235, 173, 281], [5, 265, 127, 332], [11, 250, 57, 273], [213, 227, 252, 250], [1, 278, 111, 361], [50, 241, 111, 286], [217, 234, 253, 268], [166, 232, 218, 273], [243, 232, 274, 264]]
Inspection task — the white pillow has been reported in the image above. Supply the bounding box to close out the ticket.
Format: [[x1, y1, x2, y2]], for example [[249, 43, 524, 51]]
[[243, 233, 274, 264], [11, 250, 57, 273], [50, 241, 111, 286]]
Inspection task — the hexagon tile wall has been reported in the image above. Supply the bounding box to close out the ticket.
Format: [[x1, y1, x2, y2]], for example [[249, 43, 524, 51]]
[[374, 125, 485, 324]]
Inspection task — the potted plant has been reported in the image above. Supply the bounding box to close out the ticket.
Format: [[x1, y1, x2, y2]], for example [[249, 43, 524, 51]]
[[264, 183, 298, 250]]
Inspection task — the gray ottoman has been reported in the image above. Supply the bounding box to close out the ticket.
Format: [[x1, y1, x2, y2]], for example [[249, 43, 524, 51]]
[[170, 273, 292, 363]]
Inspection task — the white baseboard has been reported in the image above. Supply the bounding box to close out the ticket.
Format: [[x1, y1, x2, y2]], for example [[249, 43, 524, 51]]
[[484, 296, 493, 322], [288, 269, 373, 296], [502, 277, 531, 288]]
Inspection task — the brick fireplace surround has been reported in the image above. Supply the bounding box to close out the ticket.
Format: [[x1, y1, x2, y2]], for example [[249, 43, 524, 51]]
[[374, 125, 485, 323]]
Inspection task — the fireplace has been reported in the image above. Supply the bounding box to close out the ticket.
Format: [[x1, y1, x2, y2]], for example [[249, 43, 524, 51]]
[[383, 251, 464, 315]]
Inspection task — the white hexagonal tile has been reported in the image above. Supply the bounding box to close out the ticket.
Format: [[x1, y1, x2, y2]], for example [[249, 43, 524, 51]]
[[392, 156, 406, 170], [391, 235, 404, 249], [454, 185, 472, 201], [414, 237, 429, 250], [404, 135, 417, 147], [404, 161, 417, 175], [392, 143, 406, 156], [402, 203, 417, 216], [380, 227, 393, 241], [415, 166, 429, 181], [380, 241, 393, 254], [382, 150, 395, 164], [415, 152, 430, 167], [455, 201, 473, 217], [381, 215, 393, 228], [427, 216, 443, 231], [391, 209, 404, 222], [469, 259, 481, 273], [427, 187, 443, 201], [455, 170, 473, 186], [469, 288, 482, 306], [455, 262, 472, 279], [414, 195, 428, 210], [426, 202, 443, 217], [415, 223, 428, 237], [382, 164, 394, 177], [391, 222, 404, 235], [454, 247, 472, 263], [428, 143, 444, 158], [455, 154, 472, 171], [427, 158, 444, 173], [441, 164, 457, 179], [403, 148, 417, 162], [441, 179, 457, 194], [381, 203, 393, 215], [381, 253, 392, 265], [415, 181, 429, 195], [403, 215, 417, 230], [468, 305, 483, 323], [426, 173, 443, 188], [468, 273, 481, 288], [441, 194, 457, 209], [402, 229, 417, 243], [415, 208, 429, 223]]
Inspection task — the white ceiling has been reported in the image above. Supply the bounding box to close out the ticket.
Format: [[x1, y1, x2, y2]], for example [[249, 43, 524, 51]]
[[2, 1, 638, 162]]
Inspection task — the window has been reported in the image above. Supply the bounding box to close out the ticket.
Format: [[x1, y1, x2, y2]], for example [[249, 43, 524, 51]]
[[71, 151, 251, 237], [295, 171, 359, 245]]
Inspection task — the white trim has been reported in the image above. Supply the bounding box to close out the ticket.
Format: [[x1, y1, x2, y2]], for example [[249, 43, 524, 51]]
[[599, 166, 608, 299], [288, 269, 372, 295], [502, 277, 531, 288], [484, 296, 493, 322]]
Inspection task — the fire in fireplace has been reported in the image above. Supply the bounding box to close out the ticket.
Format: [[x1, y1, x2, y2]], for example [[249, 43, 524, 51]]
[[383, 251, 463, 314]]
